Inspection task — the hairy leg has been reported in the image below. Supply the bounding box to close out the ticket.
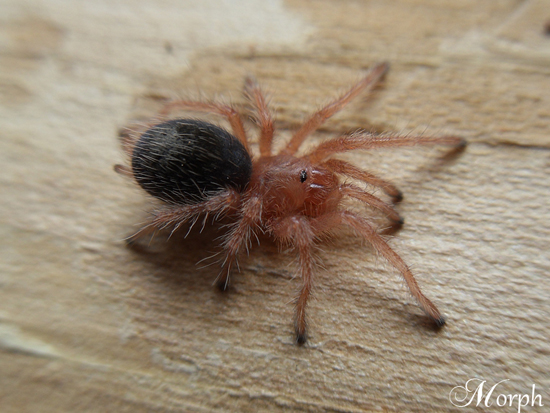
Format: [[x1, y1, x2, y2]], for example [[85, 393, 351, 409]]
[[281, 62, 389, 156], [321, 158, 402, 202], [217, 195, 262, 290], [307, 131, 466, 163], [127, 190, 240, 244], [244, 76, 274, 157], [271, 216, 315, 344], [340, 183, 403, 225], [311, 211, 445, 326], [159, 100, 250, 151]]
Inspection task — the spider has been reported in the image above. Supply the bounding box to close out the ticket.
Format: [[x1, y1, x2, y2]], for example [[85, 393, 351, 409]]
[[115, 62, 465, 345]]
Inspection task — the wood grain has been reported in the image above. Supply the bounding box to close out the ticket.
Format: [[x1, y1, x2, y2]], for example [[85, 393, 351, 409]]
[[1, 0, 549, 412]]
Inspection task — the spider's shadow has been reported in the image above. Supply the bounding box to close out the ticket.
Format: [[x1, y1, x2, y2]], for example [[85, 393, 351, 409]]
[[316, 234, 447, 336], [124, 220, 446, 339], [124, 221, 230, 296], [409, 141, 467, 177], [124, 219, 281, 296]]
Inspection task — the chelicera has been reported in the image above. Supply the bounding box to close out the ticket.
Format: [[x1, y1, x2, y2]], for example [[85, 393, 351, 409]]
[[115, 62, 465, 344]]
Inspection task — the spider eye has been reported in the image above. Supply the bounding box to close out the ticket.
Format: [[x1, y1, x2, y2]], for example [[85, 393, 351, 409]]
[[300, 170, 307, 183]]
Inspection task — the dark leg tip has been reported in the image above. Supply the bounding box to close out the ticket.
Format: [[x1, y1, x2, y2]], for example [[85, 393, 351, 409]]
[[434, 316, 446, 328], [445, 138, 467, 157], [381, 217, 404, 235], [391, 216, 404, 226], [295, 323, 308, 345], [378, 61, 391, 76], [296, 333, 307, 346], [392, 191, 404, 204], [117, 128, 130, 138], [216, 279, 230, 292]]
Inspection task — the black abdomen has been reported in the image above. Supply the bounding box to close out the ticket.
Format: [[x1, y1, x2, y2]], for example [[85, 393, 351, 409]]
[[132, 119, 252, 204]]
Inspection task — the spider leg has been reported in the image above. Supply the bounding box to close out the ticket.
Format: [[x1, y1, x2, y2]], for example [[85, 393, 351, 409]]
[[281, 62, 389, 156], [244, 76, 274, 157], [271, 216, 315, 345], [118, 126, 141, 157], [321, 158, 402, 202], [126, 190, 240, 244], [340, 183, 403, 225], [217, 195, 262, 290], [159, 100, 250, 152], [311, 211, 445, 326], [307, 131, 466, 163], [114, 164, 133, 178]]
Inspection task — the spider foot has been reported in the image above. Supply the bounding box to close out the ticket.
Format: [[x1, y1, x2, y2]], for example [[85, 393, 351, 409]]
[[294, 316, 308, 345], [215, 270, 231, 291], [216, 280, 230, 291], [434, 315, 446, 328], [391, 190, 403, 204], [390, 215, 404, 227], [456, 137, 468, 149], [295, 329, 307, 346]]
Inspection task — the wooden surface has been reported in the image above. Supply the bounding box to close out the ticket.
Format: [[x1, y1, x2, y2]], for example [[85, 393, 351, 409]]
[[2, 0, 550, 412]]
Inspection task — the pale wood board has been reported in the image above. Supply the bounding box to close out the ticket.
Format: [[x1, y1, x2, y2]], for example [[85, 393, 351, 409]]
[[1, 0, 549, 412]]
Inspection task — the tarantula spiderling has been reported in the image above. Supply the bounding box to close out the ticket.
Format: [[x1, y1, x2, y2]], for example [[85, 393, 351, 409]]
[[115, 62, 466, 345]]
